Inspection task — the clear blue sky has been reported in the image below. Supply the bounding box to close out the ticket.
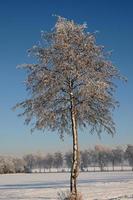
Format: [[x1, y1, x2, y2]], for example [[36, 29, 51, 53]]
[[0, 0, 133, 156]]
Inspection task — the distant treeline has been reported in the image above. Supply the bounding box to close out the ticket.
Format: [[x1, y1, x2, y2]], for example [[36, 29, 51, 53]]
[[0, 144, 133, 174]]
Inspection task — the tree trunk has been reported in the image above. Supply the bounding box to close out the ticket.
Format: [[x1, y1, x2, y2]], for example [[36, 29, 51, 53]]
[[112, 160, 114, 171], [70, 92, 79, 199], [121, 163, 123, 171]]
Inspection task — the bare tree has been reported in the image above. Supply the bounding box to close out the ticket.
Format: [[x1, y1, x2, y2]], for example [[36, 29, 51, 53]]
[[15, 16, 123, 198]]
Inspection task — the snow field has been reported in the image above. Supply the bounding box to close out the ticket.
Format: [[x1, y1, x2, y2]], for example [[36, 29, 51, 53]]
[[0, 172, 133, 200]]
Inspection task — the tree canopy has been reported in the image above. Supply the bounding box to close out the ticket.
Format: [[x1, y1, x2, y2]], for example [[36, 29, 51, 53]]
[[15, 16, 123, 138]]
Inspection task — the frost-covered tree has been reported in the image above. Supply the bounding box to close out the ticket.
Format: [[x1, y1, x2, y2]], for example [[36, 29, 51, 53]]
[[125, 145, 133, 171], [35, 153, 44, 172], [105, 149, 116, 171], [53, 152, 63, 171], [88, 149, 98, 171], [15, 16, 123, 198], [45, 153, 54, 172], [65, 151, 73, 170], [0, 156, 15, 174], [114, 147, 124, 170], [95, 145, 109, 171], [13, 158, 25, 173], [23, 154, 35, 172], [41, 156, 47, 172], [110, 147, 124, 170], [80, 150, 89, 171], [0, 156, 4, 174]]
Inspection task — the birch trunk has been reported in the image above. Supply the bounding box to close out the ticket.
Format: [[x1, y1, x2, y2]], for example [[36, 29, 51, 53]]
[[70, 92, 79, 199]]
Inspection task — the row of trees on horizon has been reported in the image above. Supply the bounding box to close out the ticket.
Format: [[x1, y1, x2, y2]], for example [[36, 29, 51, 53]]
[[0, 144, 133, 174]]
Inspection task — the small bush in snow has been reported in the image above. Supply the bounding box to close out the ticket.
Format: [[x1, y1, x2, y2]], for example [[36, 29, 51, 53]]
[[57, 190, 83, 200]]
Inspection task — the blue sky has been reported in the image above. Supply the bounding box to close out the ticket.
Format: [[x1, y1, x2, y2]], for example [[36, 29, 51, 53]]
[[0, 0, 133, 156]]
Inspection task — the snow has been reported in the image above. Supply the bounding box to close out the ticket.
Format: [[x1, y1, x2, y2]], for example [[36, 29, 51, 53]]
[[0, 172, 133, 200]]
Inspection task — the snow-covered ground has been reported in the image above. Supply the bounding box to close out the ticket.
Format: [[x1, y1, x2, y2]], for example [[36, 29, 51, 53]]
[[0, 171, 133, 200]]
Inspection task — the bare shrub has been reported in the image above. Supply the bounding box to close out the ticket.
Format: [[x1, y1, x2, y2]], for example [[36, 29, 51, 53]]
[[57, 191, 83, 200]]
